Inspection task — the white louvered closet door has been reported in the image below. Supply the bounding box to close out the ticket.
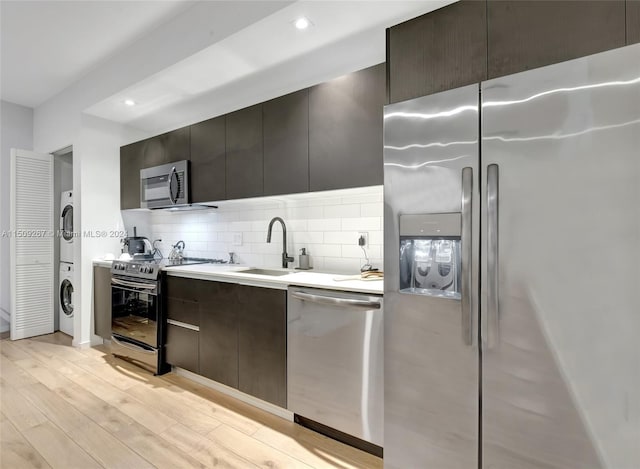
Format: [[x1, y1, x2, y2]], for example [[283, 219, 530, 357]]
[[10, 149, 54, 340]]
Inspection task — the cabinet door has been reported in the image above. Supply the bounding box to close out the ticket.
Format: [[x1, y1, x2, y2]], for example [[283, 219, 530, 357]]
[[238, 285, 286, 407], [199, 281, 239, 388], [226, 104, 263, 199], [309, 64, 385, 191], [263, 90, 309, 196], [190, 116, 226, 202], [144, 127, 190, 167], [487, 1, 625, 78], [628, 0, 640, 45], [120, 140, 145, 209], [387, 0, 487, 103], [93, 266, 112, 338], [166, 325, 199, 373]]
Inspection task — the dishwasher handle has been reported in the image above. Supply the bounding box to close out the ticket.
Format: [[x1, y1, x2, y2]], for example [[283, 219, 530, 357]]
[[291, 290, 381, 309]]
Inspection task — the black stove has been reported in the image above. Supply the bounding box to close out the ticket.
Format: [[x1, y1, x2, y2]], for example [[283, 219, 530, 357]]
[[111, 257, 226, 280]]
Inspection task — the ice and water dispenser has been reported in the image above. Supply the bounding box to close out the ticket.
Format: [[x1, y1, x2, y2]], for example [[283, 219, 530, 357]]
[[399, 213, 461, 299]]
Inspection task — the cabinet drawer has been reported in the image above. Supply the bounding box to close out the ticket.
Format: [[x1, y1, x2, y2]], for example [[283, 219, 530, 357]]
[[165, 276, 200, 302], [166, 297, 199, 326], [166, 324, 199, 373]]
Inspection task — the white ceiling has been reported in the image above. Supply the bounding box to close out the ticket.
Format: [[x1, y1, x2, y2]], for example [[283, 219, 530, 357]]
[[0, 1, 201, 107], [1, 0, 454, 132]]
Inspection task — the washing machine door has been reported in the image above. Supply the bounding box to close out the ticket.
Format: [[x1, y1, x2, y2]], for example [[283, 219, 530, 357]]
[[61, 204, 73, 241], [60, 279, 74, 317]]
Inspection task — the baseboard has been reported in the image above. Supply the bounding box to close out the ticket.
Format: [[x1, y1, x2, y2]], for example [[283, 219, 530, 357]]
[[174, 367, 294, 421], [72, 339, 91, 349], [0, 307, 10, 323]]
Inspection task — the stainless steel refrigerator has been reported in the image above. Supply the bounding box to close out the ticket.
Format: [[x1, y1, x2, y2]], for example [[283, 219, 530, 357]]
[[383, 43, 640, 469]]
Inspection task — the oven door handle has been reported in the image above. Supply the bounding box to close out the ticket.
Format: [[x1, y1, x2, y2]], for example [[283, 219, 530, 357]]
[[111, 278, 157, 290], [111, 335, 156, 354]]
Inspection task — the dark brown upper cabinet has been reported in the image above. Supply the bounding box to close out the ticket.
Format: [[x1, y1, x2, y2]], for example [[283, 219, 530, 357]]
[[628, 0, 640, 45], [487, 1, 626, 78], [309, 64, 385, 192], [226, 104, 263, 200], [143, 127, 190, 167], [120, 139, 145, 209], [190, 116, 226, 203], [263, 89, 309, 196], [387, 0, 488, 103]]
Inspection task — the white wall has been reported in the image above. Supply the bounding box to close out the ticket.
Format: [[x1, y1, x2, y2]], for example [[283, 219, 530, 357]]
[[0, 100, 34, 332], [33, 105, 144, 346], [72, 115, 140, 346], [129, 186, 384, 274]]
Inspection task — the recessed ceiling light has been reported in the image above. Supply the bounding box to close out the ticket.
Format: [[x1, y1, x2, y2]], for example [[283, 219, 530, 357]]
[[294, 17, 311, 30], [124, 99, 136, 106]]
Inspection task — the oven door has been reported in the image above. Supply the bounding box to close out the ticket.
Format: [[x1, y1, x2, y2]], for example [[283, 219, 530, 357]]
[[111, 277, 159, 348]]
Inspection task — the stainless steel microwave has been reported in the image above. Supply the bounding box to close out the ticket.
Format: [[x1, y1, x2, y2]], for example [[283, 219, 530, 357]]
[[140, 160, 189, 209]]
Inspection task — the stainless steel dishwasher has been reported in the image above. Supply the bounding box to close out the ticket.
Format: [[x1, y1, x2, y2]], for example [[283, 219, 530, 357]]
[[287, 286, 383, 454]]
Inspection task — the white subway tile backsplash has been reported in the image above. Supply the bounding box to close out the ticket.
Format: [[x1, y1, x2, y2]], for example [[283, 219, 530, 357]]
[[324, 231, 357, 245], [287, 206, 323, 219], [229, 221, 253, 232], [143, 186, 384, 274], [342, 217, 381, 231], [368, 230, 383, 245], [322, 257, 362, 273], [360, 202, 383, 217], [310, 244, 342, 257], [323, 204, 360, 218], [308, 218, 341, 231], [291, 231, 324, 245]]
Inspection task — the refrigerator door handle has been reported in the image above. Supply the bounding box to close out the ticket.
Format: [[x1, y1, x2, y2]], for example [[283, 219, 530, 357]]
[[486, 164, 500, 348], [460, 167, 473, 346]]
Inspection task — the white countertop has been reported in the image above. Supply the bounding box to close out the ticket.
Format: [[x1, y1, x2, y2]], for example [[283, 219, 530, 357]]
[[93, 259, 383, 295]]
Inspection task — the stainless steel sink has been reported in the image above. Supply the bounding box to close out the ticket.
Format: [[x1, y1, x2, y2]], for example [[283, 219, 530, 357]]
[[241, 268, 293, 277]]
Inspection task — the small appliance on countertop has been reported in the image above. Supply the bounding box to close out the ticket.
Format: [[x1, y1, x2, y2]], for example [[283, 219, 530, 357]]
[[297, 248, 311, 270], [123, 226, 153, 257]]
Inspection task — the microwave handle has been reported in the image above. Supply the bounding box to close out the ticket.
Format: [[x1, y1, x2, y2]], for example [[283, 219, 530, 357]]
[[168, 166, 178, 205]]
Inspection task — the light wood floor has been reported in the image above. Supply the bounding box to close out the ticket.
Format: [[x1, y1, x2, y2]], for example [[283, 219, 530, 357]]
[[0, 333, 382, 469]]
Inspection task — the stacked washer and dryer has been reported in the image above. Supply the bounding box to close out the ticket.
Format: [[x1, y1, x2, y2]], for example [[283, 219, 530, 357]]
[[59, 190, 74, 337]]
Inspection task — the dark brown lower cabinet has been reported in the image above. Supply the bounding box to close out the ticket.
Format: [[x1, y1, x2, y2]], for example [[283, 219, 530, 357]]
[[93, 266, 112, 339], [165, 277, 286, 406], [237, 285, 287, 408], [199, 281, 238, 388], [166, 324, 199, 374]]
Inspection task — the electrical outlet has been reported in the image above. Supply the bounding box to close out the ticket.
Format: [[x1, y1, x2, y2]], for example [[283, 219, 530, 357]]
[[233, 233, 243, 246], [358, 232, 368, 247]]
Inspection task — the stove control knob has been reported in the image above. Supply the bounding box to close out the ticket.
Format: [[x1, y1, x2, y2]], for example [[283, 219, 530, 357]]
[[148, 268, 154, 274]]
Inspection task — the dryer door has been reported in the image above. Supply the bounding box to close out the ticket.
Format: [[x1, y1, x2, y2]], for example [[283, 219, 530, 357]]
[[60, 279, 74, 317], [61, 204, 73, 241]]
